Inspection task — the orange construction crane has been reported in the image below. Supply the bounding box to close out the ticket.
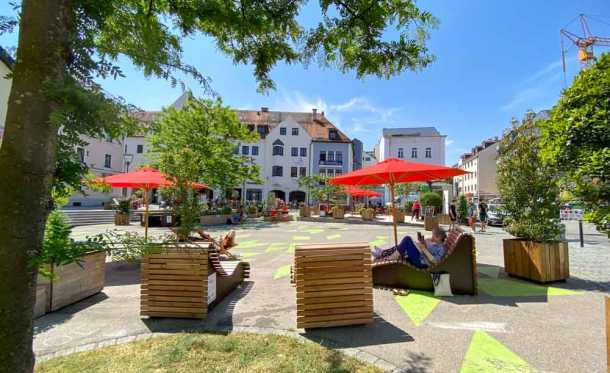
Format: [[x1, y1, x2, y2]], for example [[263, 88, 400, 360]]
[[561, 14, 610, 68]]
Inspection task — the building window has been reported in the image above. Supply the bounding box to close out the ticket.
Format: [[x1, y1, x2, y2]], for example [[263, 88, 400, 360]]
[[335, 169, 343, 176], [105, 135, 113, 143], [137, 144, 144, 154], [319, 168, 326, 177], [397, 148, 404, 159], [425, 147, 431, 158], [273, 139, 284, 156], [336, 152, 343, 163], [280, 127, 286, 135], [411, 147, 418, 158], [77, 147, 85, 162], [292, 128, 299, 136], [246, 189, 262, 201], [329, 129, 338, 140], [291, 167, 298, 178], [319, 151, 326, 161], [251, 146, 259, 156], [104, 154, 112, 168], [233, 145, 239, 154], [365, 157, 371, 161], [242, 145, 249, 155], [299, 167, 306, 177], [328, 151, 335, 162], [300, 147, 307, 157], [291, 147, 298, 157], [272, 166, 283, 177]]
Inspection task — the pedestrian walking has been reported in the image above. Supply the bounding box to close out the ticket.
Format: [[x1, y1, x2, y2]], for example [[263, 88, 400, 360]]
[[468, 201, 477, 233], [479, 200, 488, 232], [411, 200, 421, 221], [449, 200, 458, 230]]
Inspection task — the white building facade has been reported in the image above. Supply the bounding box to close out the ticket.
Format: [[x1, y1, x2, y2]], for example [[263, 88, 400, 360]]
[[453, 138, 500, 202]]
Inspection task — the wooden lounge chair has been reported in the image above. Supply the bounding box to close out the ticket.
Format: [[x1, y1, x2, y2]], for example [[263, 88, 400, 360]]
[[294, 242, 373, 329], [141, 241, 250, 320], [371, 228, 477, 295]]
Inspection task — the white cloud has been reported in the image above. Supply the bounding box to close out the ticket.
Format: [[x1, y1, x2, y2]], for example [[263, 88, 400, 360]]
[[274, 90, 328, 113], [446, 139, 455, 145]]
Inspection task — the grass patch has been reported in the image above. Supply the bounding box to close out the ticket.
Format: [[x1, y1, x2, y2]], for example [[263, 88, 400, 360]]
[[36, 332, 383, 373]]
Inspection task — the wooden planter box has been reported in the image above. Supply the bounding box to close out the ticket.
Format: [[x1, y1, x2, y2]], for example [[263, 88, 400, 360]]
[[424, 216, 439, 231], [312, 205, 320, 216], [34, 251, 106, 318], [332, 208, 345, 219], [503, 239, 569, 283], [200, 214, 232, 226], [438, 214, 451, 225], [295, 243, 373, 329], [390, 209, 405, 223], [361, 209, 375, 221], [299, 205, 311, 218], [141, 245, 209, 319], [114, 212, 130, 225]]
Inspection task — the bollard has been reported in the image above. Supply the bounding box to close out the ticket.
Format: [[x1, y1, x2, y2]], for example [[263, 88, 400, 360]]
[[579, 219, 584, 248]]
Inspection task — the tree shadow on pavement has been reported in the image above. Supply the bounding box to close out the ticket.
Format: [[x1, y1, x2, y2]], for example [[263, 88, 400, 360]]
[[104, 261, 140, 287], [33, 292, 110, 336]]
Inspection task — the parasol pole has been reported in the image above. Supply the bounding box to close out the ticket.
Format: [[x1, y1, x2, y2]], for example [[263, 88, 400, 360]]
[[144, 187, 149, 241], [389, 178, 398, 248]]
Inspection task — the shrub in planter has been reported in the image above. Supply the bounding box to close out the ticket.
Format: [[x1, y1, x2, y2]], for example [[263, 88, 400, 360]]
[[299, 204, 311, 217], [361, 208, 375, 221], [33, 211, 108, 317], [331, 206, 345, 219], [458, 195, 468, 224], [421, 191, 442, 215], [114, 199, 131, 225], [390, 207, 405, 223], [498, 113, 567, 282]]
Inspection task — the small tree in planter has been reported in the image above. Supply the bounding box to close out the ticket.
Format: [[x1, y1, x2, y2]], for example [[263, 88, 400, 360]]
[[458, 195, 469, 224], [113, 199, 131, 225], [498, 112, 567, 282]]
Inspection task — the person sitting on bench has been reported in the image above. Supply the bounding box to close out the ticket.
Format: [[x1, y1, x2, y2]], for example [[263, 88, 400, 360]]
[[372, 227, 448, 269]]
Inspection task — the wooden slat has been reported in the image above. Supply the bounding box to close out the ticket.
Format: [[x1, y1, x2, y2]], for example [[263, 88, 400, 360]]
[[141, 311, 206, 319], [296, 254, 365, 263], [142, 295, 205, 303], [142, 300, 205, 308], [141, 290, 205, 297], [142, 279, 204, 287], [298, 318, 372, 329], [297, 282, 370, 293], [301, 300, 369, 310], [297, 294, 373, 306], [141, 305, 205, 313], [300, 306, 373, 317], [142, 274, 205, 281], [297, 312, 373, 323], [296, 271, 370, 281]]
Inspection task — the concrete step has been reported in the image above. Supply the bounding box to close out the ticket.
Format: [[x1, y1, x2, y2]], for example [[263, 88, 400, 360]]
[[61, 209, 138, 227]]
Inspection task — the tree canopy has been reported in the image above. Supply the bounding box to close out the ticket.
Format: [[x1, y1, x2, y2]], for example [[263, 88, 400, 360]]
[[0, 1, 438, 372], [540, 53, 610, 236], [497, 112, 562, 242]]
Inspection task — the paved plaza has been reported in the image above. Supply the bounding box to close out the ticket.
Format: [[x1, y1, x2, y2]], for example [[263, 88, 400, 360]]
[[35, 219, 609, 372]]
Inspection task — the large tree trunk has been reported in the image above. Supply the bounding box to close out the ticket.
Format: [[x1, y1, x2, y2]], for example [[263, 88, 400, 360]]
[[0, 1, 71, 372]]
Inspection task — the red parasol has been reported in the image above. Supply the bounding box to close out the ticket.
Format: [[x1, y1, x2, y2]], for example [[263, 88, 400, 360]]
[[344, 186, 383, 198], [330, 158, 467, 247], [92, 167, 207, 240]]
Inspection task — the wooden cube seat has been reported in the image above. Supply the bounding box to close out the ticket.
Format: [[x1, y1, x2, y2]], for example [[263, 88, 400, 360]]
[[295, 242, 373, 329]]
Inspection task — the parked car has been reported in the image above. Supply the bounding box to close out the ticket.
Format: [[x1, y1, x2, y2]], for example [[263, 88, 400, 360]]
[[486, 203, 507, 226]]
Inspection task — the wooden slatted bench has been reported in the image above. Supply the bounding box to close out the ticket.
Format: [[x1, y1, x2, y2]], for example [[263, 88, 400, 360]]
[[295, 242, 373, 329], [141, 244, 209, 319]]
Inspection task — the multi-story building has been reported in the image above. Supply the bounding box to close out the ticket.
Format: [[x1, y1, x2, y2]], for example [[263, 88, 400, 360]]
[[351, 138, 363, 170], [376, 127, 446, 166], [375, 127, 446, 203], [362, 150, 378, 168], [114, 95, 354, 205], [453, 138, 500, 202]]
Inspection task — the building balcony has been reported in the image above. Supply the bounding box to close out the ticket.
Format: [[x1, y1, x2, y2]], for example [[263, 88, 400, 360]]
[[319, 160, 343, 166]]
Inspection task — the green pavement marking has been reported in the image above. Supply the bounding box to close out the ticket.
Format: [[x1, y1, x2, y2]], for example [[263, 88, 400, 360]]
[[240, 252, 261, 259], [238, 240, 266, 249], [369, 238, 388, 247], [292, 236, 311, 241], [395, 291, 440, 326], [460, 331, 532, 373], [237, 233, 252, 239], [286, 243, 296, 253], [273, 265, 291, 279], [326, 234, 342, 240], [478, 277, 579, 297], [478, 266, 500, 278], [305, 229, 324, 234], [265, 243, 287, 253], [375, 235, 388, 240]]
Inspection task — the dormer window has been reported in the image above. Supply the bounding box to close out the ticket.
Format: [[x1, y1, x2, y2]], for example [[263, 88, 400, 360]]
[[329, 129, 338, 140]]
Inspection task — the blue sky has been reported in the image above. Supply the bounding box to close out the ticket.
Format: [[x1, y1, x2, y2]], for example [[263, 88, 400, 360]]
[[1, 1, 609, 164]]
